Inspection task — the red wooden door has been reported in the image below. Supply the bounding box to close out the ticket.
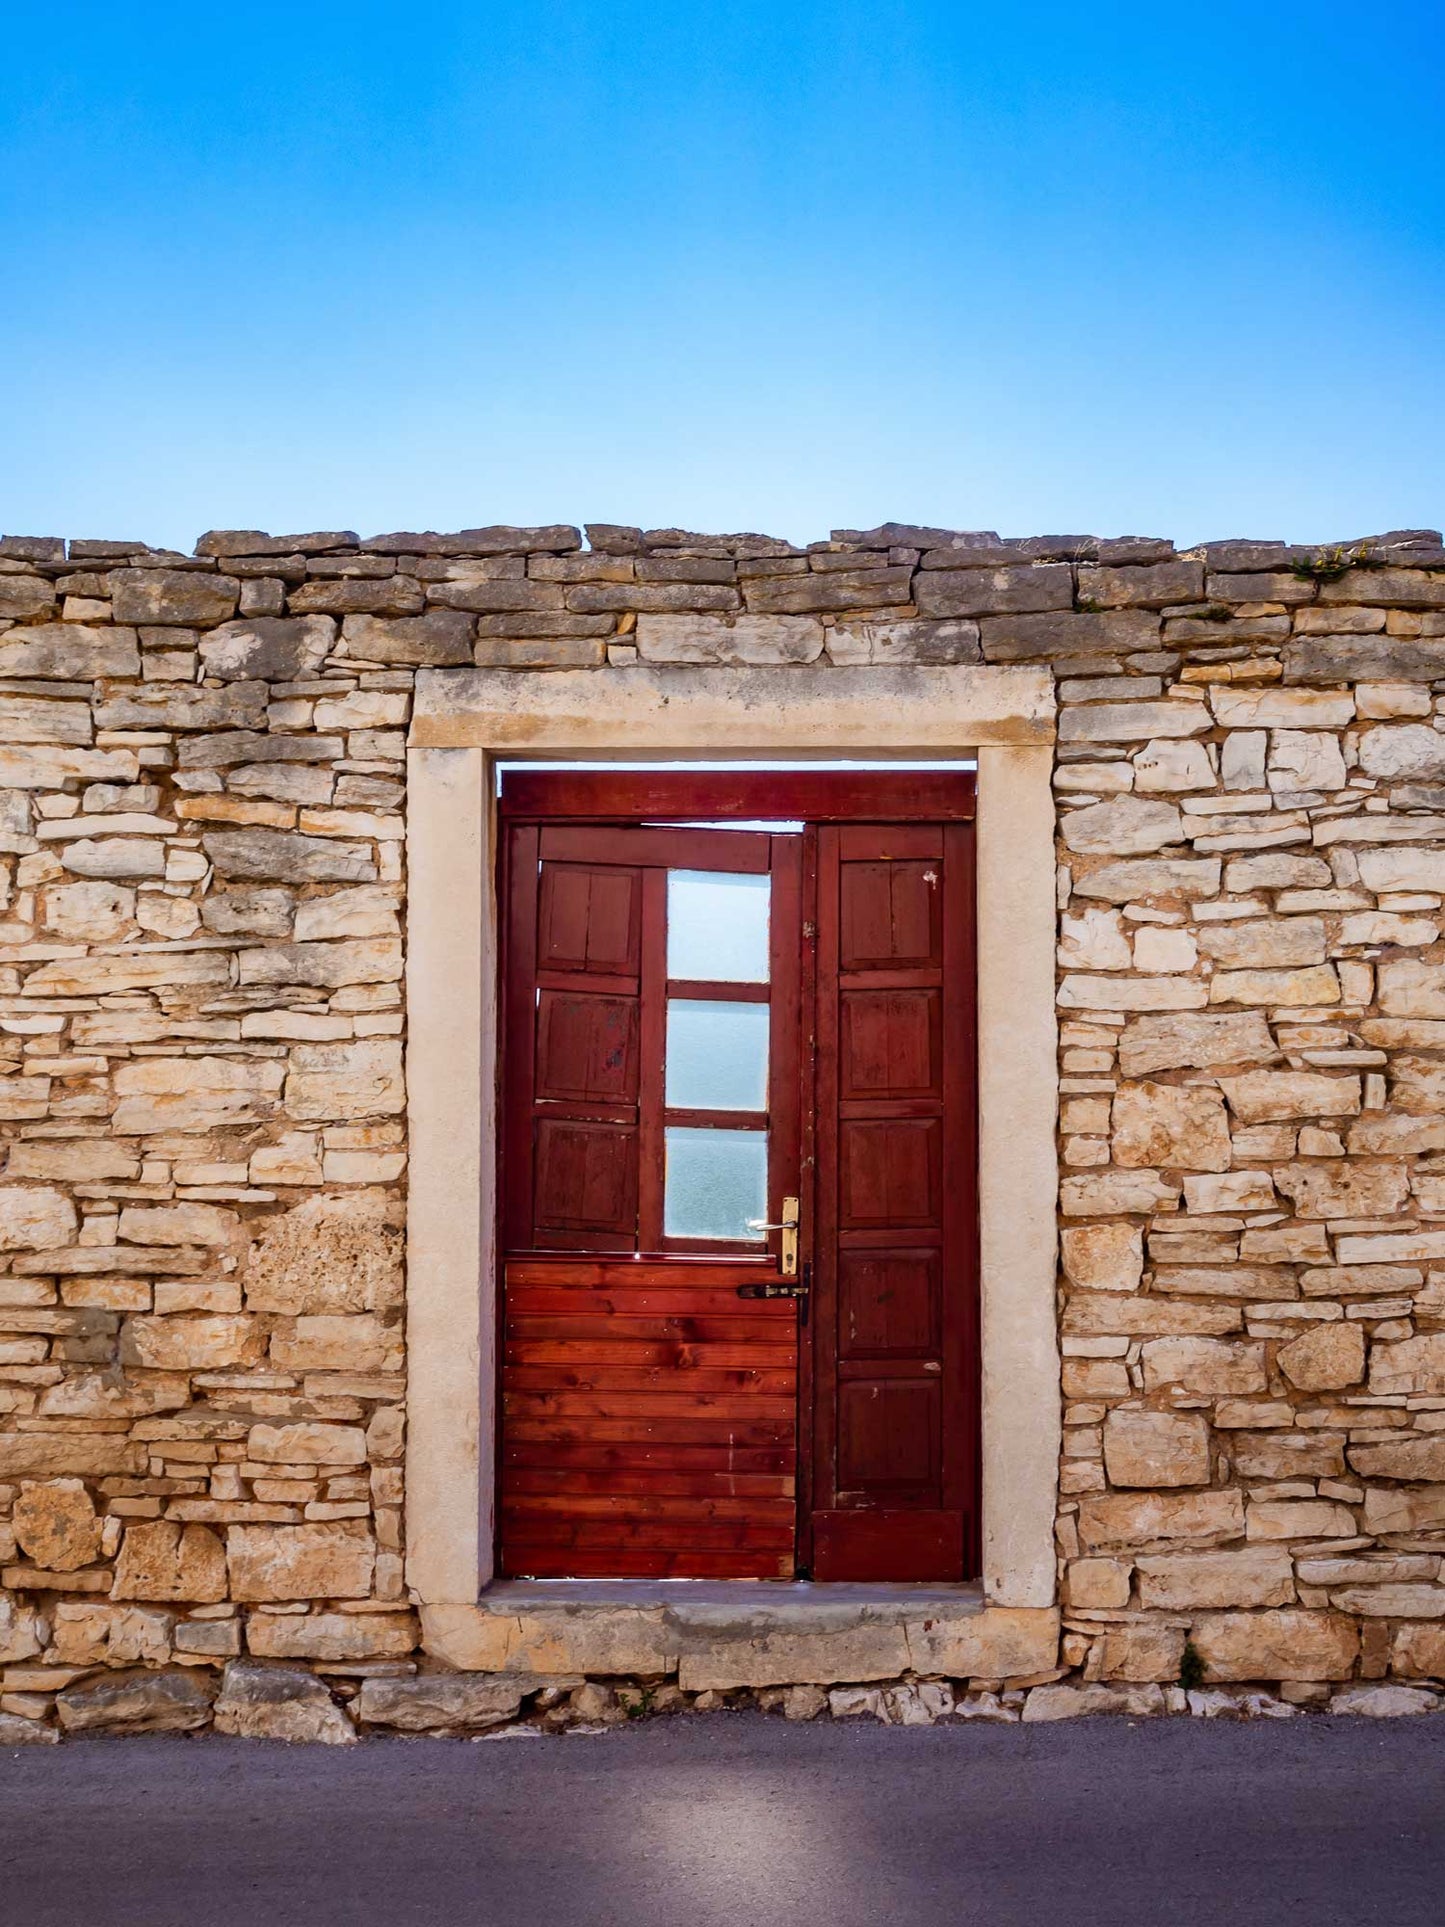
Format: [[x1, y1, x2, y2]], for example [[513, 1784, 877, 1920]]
[[497, 774, 978, 1584], [498, 821, 803, 1578], [805, 822, 978, 1580]]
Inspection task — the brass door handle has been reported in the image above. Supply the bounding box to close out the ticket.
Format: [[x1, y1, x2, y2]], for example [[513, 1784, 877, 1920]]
[[746, 1194, 799, 1276]]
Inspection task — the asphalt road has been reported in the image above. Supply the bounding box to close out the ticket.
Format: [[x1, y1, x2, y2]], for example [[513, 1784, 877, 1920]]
[[1, 1712, 1441, 1927]]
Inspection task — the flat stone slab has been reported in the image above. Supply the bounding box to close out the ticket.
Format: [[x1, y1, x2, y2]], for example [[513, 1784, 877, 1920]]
[[421, 1582, 1058, 1689]]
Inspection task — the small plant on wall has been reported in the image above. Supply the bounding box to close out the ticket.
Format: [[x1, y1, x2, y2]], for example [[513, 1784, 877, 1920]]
[[1290, 543, 1380, 583]]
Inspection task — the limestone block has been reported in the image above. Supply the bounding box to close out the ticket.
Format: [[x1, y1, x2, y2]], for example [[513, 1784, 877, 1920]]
[[293, 886, 401, 941], [636, 613, 824, 663], [198, 615, 335, 681], [0, 1185, 77, 1251], [1378, 960, 1445, 1019], [1209, 966, 1340, 1007], [1131, 927, 1197, 973], [1059, 974, 1206, 1012], [239, 938, 402, 989], [1136, 1548, 1294, 1611], [13, 1479, 101, 1571], [1247, 1499, 1356, 1540], [1332, 1685, 1439, 1716], [1285, 637, 1445, 682], [1118, 1011, 1277, 1078], [1060, 1222, 1143, 1294], [49, 1602, 173, 1666], [0, 744, 139, 789], [1232, 1434, 1345, 1480], [1357, 848, 1445, 894], [978, 609, 1159, 663], [1391, 1624, 1445, 1677], [242, 1190, 402, 1314], [118, 1202, 240, 1247], [0, 623, 140, 679], [1060, 703, 1211, 746], [1065, 1558, 1132, 1609], [1098, 1622, 1187, 1682], [1140, 1338, 1267, 1395], [1183, 1172, 1278, 1213], [174, 1618, 243, 1658], [1363, 1488, 1445, 1534], [113, 1056, 284, 1134], [1060, 796, 1183, 856], [355, 1673, 546, 1730], [0, 575, 58, 620], [111, 1521, 227, 1602], [1111, 1083, 1231, 1171], [1133, 738, 1216, 792], [902, 1607, 1060, 1683], [56, 837, 166, 880], [120, 1315, 265, 1371], [1220, 732, 1267, 789], [110, 567, 239, 624], [0, 1434, 146, 1478], [0, 1595, 44, 1664], [1276, 1322, 1365, 1392], [0, 1715, 59, 1745], [827, 617, 980, 665], [1060, 1170, 1181, 1216], [284, 1039, 405, 1120], [1209, 688, 1354, 729], [1070, 856, 1220, 902], [422, 1602, 678, 1676], [1330, 1585, 1445, 1618], [1190, 1611, 1357, 1682], [42, 879, 136, 940], [57, 1669, 216, 1734], [1267, 730, 1346, 792], [0, 695, 92, 745], [915, 564, 1072, 619], [1218, 1071, 1360, 1124], [226, 1521, 376, 1601], [339, 611, 474, 664], [268, 1313, 400, 1372], [246, 1611, 418, 1661], [1196, 919, 1326, 970], [1076, 1489, 1245, 1550], [213, 1660, 355, 1743], [1068, 1295, 1241, 1337], [1274, 1161, 1408, 1219], [1022, 1683, 1166, 1721], [1058, 907, 1132, 970], [1102, 1410, 1210, 1488], [1077, 560, 1203, 608], [248, 1423, 367, 1464], [1349, 1437, 1445, 1480], [202, 828, 377, 884], [1340, 912, 1438, 946], [1370, 1335, 1445, 1396]]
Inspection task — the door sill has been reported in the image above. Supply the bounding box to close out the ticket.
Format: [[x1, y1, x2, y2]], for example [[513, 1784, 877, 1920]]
[[420, 1580, 1058, 1690]]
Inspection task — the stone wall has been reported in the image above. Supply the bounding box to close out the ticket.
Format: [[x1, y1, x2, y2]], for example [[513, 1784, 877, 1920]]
[[3, 517, 1445, 1737]]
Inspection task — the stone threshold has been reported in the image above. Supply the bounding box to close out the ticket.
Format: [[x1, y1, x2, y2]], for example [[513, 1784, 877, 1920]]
[[420, 1581, 1059, 1691]]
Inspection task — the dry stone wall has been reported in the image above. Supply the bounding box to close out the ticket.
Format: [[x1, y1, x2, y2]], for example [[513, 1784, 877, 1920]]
[[3, 517, 1445, 1737]]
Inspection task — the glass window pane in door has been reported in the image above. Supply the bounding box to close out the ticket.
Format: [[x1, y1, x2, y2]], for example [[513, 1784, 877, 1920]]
[[664, 1127, 768, 1241], [665, 999, 769, 1112], [666, 871, 770, 982]]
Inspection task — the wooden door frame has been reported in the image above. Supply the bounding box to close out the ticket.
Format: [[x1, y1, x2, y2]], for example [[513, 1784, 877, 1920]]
[[403, 663, 1060, 1623], [496, 770, 979, 1581]]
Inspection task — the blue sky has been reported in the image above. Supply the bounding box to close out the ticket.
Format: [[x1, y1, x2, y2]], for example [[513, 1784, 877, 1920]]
[[1, 1, 1441, 551]]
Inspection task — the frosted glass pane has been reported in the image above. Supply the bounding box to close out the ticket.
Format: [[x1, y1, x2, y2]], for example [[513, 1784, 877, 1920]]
[[666, 1000, 769, 1111], [667, 871, 770, 982], [664, 1127, 768, 1241]]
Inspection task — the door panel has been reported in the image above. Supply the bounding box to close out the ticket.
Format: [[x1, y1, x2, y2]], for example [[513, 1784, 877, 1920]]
[[809, 820, 977, 1582], [500, 824, 801, 1580]]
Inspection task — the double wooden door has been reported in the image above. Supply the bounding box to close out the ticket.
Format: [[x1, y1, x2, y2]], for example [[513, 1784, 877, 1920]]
[[497, 773, 977, 1581]]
